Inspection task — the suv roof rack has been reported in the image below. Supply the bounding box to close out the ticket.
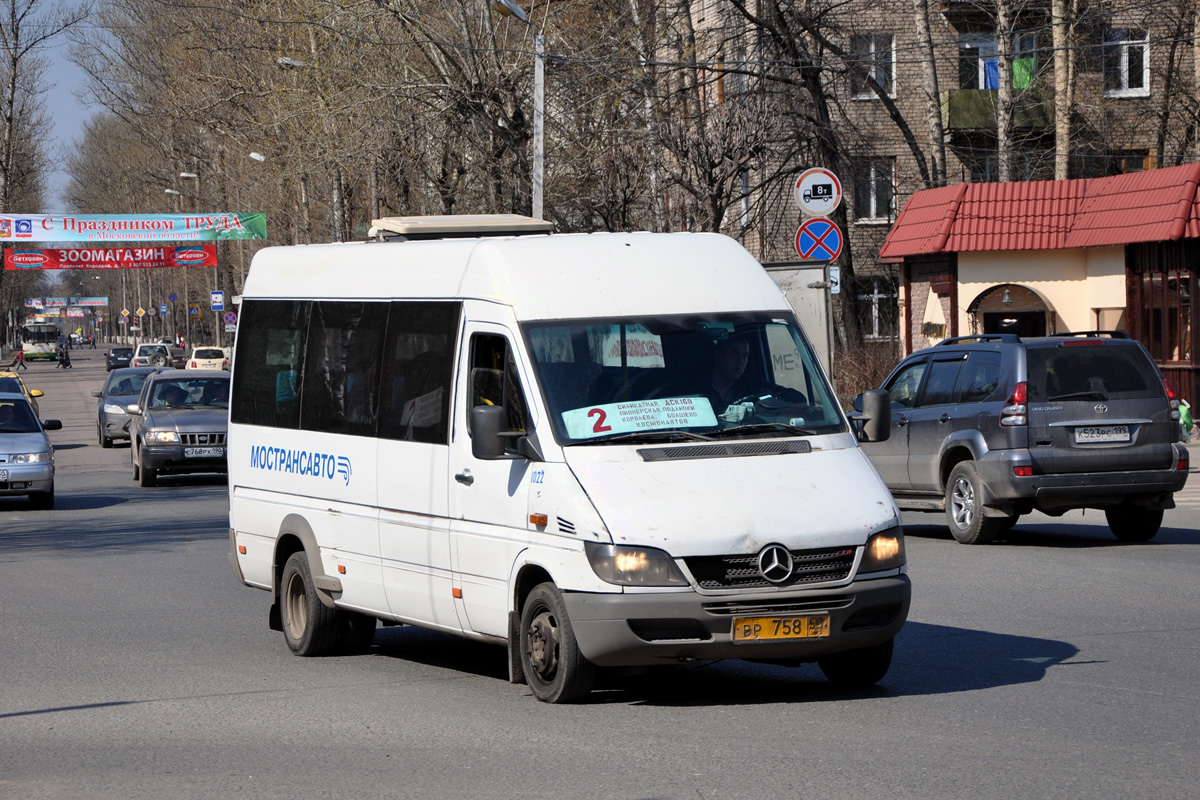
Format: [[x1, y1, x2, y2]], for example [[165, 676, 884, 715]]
[[936, 334, 1021, 346], [1055, 330, 1131, 339], [368, 214, 552, 242]]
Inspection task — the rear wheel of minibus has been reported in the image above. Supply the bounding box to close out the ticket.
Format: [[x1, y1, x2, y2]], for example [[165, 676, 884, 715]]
[[280, 551, 377, 656]]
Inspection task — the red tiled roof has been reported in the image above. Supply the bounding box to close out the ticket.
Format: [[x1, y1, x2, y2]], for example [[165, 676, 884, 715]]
[[879, 162, 1200, 258], [874, 183, 966, 259]]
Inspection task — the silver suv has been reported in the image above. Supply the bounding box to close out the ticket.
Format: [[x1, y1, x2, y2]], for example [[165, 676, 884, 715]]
[[858, 332, 1189, 543], [131, 343, 186, 369]]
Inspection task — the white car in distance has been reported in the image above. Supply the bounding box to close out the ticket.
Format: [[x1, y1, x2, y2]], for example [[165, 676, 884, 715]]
[[187, 347, 229, 371]]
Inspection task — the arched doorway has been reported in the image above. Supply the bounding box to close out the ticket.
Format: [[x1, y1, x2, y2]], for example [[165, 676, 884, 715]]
[[968, 284, 1054, 337]]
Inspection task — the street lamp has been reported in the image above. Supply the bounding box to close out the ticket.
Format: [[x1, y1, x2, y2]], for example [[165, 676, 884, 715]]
[[490, 0, 544, 219]]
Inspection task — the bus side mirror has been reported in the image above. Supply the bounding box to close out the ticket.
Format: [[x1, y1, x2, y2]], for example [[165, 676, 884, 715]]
[[856, 389, 891, 443], [471, 405, 545, 462], [471, 405, 507, 460]]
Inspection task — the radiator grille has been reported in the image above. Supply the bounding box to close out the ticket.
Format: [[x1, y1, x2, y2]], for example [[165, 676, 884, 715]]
[[180, 432, 227, 446], [684, 546, 856, 590]]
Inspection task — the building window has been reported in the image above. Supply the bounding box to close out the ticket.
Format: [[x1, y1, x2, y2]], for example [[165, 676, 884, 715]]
[[857, 278, 899, 340], [850, 34, 894, 99], [959, 33, 1037, 90], [853, 159, 895, 222], [1115, 148, 1154, 173], [1103, 28, 1149, 97]]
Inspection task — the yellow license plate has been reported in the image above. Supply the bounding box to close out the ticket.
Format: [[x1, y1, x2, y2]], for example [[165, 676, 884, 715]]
[[732, 614, 830, 642]]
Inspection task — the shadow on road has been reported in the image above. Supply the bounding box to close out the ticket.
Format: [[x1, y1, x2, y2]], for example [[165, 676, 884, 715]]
[[904, 520, 1200, 547], [364, 620, 1078, 706], [0, 500, 227, 553]]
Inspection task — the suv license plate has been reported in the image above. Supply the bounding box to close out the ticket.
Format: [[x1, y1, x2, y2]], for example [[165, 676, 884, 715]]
[[184, 446, 224, 458], [1074, 425, 1130, 443], [732, 614, 830, 643]]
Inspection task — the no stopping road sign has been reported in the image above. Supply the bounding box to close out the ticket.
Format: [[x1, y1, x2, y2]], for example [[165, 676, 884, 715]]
[[794, 217, 843, 262]]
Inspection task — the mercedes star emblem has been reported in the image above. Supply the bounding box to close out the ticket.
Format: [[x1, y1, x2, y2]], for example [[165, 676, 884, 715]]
[[757, 544, 794, 584]]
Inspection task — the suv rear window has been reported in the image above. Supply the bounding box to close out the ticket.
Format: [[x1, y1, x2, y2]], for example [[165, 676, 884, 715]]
[[195, 349, 225, 359], [1027, 344, 1163, 401]]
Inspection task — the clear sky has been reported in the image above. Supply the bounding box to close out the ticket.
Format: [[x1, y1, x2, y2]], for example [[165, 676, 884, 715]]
[[41, 37, 90, 214]]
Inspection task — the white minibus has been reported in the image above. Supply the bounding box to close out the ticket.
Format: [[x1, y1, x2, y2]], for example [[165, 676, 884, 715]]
[[227, 215, 907, 703]]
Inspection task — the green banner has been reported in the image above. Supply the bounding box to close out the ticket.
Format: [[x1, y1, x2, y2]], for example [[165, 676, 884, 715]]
[[0, 213, 267, 243]]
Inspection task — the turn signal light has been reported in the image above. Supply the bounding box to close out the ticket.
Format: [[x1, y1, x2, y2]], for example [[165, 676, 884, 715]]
[[452, 587, 463, 599], [238, 545, 246, 554], [529, 513, 548, 526], [337, 564, 346, 574]]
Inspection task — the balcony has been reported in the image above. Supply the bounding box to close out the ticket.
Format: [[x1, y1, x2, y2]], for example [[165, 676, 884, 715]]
[[940, 88, 1054, 131]]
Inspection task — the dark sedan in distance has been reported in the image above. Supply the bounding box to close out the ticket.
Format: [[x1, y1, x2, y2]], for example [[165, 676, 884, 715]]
[[106, 347, 134, 371]]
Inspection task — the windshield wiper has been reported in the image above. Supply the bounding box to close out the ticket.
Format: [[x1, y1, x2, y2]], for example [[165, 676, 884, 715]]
[[1047, 391, 1108, 401], [707, 422, 816, 438], [578, 429, 715, 445]]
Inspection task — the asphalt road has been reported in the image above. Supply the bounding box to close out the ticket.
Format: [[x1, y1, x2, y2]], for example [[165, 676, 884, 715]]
[[2, 348, 1199, 799]]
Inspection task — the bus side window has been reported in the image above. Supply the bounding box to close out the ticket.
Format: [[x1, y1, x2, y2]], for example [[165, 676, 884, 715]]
[[230, 299, 309, 429], [377, 301, 460, 445]]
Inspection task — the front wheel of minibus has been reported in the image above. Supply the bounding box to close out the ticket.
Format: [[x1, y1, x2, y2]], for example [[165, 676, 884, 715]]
[[520, 583, 595, 703], [281, 552, 341, 656]]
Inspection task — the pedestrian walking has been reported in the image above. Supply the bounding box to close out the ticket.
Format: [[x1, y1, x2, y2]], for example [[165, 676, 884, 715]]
[[15, 349, 27, 370], [89, 336, 97, 349]]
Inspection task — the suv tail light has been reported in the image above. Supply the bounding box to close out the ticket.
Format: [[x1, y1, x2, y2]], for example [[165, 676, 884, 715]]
[[1163, 379, 1176, 400], [1001, 382, 1027, 427], [1164, 379, 1180, 420]]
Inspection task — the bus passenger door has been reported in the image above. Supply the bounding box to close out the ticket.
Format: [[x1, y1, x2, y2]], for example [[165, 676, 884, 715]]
[[448, 324, 535, 639]]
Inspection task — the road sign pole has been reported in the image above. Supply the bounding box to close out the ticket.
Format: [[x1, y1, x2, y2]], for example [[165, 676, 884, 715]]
[[825, 262, 836, 393]]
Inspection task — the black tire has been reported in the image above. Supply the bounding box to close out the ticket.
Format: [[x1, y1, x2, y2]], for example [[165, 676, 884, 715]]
[[945, 461, 1002, 544], [99, 425, 113, 449], [520, 582, 595, 703], [28, 485, 54, 510], [1105, 504, 1164, 542], [131, 446, 140, 481], [337, 611, 377, 655], [280, 551, 341, 656], [818, 637, 894, 688], [138, 449, 157, 488]]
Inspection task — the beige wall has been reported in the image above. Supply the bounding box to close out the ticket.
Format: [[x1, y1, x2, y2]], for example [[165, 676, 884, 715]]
[[957, 247, 1127, 333]]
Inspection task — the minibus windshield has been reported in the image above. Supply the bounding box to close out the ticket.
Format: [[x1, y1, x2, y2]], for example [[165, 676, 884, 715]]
[[524, 313, 845, 445]]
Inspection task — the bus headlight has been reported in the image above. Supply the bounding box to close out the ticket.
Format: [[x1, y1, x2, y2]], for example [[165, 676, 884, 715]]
[[585, 542, 688, 586], [859, 529, 906, 573]]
